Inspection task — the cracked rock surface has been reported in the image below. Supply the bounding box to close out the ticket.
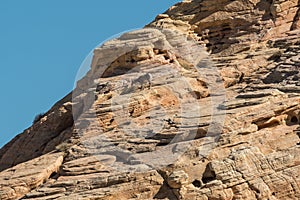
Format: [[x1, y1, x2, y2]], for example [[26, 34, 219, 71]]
[[1, 0, 300, 199]]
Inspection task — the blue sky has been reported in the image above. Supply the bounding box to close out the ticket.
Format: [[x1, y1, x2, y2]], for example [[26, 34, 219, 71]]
[[0, 0, 180, 148]]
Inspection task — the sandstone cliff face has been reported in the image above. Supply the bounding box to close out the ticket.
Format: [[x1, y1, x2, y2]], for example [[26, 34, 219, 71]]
[[1, 0, 300, 200]]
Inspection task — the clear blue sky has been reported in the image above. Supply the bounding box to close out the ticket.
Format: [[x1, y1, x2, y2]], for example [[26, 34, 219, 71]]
[[0, 0, 180, 148]]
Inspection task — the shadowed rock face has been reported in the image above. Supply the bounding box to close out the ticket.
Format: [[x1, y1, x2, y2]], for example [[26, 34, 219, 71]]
[[1, 0, 300, 199]]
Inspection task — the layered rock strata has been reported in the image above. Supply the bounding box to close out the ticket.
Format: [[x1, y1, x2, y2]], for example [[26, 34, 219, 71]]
[[0, 0, 300, 199]]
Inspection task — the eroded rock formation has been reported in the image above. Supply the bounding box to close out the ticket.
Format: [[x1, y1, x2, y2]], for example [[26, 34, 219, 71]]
[[1, 0, 300, 199]]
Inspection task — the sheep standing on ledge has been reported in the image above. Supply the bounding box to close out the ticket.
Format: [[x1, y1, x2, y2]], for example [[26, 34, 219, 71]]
[[132, 73, 153, 90]]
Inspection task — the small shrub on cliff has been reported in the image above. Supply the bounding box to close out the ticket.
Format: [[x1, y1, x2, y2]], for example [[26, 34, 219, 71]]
[[55, 142, 71, 154], [33, 112, 44, 124]]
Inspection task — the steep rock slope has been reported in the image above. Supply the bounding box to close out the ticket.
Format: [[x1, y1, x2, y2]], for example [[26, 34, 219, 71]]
[[1, 0, 300, 199]]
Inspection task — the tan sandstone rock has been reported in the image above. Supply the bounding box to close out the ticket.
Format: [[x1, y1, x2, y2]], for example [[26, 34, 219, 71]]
[[0, 0, 300, 199]]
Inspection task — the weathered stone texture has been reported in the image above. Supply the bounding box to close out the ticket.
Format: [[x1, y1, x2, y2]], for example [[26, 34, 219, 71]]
[[1, 0, 300, 199]]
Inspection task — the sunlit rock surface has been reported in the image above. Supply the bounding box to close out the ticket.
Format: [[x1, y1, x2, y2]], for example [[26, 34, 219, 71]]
[[0, 0, 300, 199]]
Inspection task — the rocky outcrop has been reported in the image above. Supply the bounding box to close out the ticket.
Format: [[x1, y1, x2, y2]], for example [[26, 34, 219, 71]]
[[0, 152, 64, 200], [0, 93, 73, 172], [0, 0, 300, 199]]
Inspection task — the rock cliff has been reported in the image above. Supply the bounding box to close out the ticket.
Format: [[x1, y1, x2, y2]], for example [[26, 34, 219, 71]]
[[1, 0, 300, 199]]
